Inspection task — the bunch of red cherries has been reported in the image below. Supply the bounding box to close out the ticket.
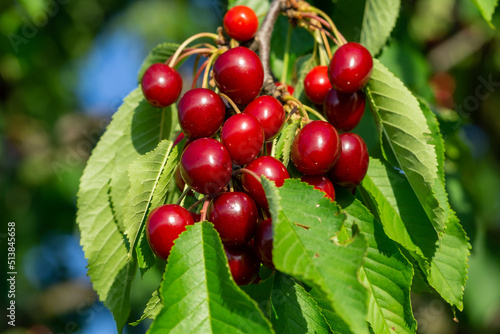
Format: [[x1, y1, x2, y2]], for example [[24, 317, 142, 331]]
[[142, 5, 372, 285]]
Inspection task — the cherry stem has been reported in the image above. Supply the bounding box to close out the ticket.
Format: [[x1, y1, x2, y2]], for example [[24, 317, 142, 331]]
[[280, 23, 293, 85], [282, 95, 310, 122], [176, 185, 193, 205], [306, 6, 347, 45], [200, 198, 210, 222], [320, 30, 333, 59], [202, 49, 222, 89], [187, 195, 209, 212], [192, 58, 209, 89], [233, 168, 263, 185], [168, 32, 219, 68], [219, 92, 241, 113], [256, 0, 283, 85], [172, 48, 214, 67], [303, 104, 327, 122]]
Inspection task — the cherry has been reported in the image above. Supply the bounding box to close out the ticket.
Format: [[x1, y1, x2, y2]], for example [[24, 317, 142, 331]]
[[213, 47, 264, 105], [223, 5, 258, 41], [323, 88, 365, 132], [243, 95, 285, 140], [328, 133, 369, 188], [207, 192, 258, 246], [274, 82, 295, 95], [180, 138, 232, 195], [225, 245, 260, 285], [328, 42, 373, 93], [221, 113, 264, 165], [291, 121, 341, 175], [141, 63, 182, 107], [177, 88, 226, 139], [146, 204, 194, 261], [300, 175, 336, 201], [254, 218, 274, 269], [241, 156, 290, 208], [304, 66, 332, 105]]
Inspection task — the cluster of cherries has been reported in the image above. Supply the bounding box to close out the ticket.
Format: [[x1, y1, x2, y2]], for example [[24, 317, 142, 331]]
[[142, 6, 372, 285]]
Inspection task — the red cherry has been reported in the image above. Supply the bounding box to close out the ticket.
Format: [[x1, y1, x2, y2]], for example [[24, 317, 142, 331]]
[[223, 5, 258, 41], [254, 218, 274, 269], [177, 88, 226, 139], [328, 133, 369, 188], [141, 63, 183, 107], [221, 113, 264, 165], [300, 175, 336, 201], [244, 95, 285, 140], [274, 82, 295, 95], [328, 42, 373, 93], [180, 138, 232, 195], [304, 66, 332, 104], [146, 204, 194, 260], [225, 245, 260, 285], [323, 88, 365, 132], [241, 156, 290, 208], [207, 192, 258, 246], [213, 47, 264, 105], [291, 121, 341, 175]]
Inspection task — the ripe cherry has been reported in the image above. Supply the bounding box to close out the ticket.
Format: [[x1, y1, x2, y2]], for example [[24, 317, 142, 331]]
[[207, 192, 258, 246], [244, 95, 285, 140], [180, 138, 232, 195], [328, 42, 373, 93], [221, 113, 264, 165], [291, 121, 341, 175], [213, 47, 264, 105], [304, 66, 332, 105], [177, 88, 226, 139], [328, 133, 369, 188], [223, 5, 258, 41], [225, 245, 260, 285], [241, 156, 290, 208], [146, 204, 194, 261], [323, 88, 365, 132], [254, 218, 274, 269], [141, 63, 182, 107], [300, 175, 336, 201]]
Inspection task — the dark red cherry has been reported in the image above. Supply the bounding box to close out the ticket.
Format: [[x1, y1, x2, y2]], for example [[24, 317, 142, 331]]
[[146, 204, 194, 260], [274, 82, 295, 95], [180, 138, 232, 195], [141, 63, 183, 107], [304, 66, 332, 104], [177, 88, 226, 139], [241, 156, 290, 208], [244, 95, 285, 140], [221, 113, 264, 165], [225, 245, 260, 285], [254, 218, 274, 269], [328, 133, 369, 188], [328, 42, 373, 93], [223, 5, 258, 41], [213, 47, 264, 105], [291, 121, 341, 175], [300, 175, 336, 201], [323, 88, 365, 132], [207, 192, 258, 246]]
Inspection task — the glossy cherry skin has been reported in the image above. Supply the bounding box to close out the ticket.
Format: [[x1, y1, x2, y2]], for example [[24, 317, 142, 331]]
[[241, 156, 290, 208], [207, 192, 258, 246], [221, 113, 264, 165], [291, 121, 342, 175], [274, 82, 295, 95], [146, 204, 195, 261], [300, 175, 336, 201], [254, 218, 274, 269], [223, 5, 258, 41], [180, 138, 232, 195], [244, 95, 285, 140], [141, 63, 183, 107], [328, 133, 369, 188], [177, 88, 226, 139], [304, 66, 332, 105], [213, 47, 264, 105], [324, 88, 365, 132], [328, 42, 373, 93], [225, 245, 260, 285]]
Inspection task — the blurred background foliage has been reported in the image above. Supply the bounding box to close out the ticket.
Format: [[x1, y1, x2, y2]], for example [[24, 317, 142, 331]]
[[0, 0, 499, 333]]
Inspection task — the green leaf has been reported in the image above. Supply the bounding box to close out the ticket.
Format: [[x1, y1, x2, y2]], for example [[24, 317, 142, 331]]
[[131, 289, 162, 326], [263, 178, 370, 334], [123, 139, 182, 273], [309, 288, 353, 334], [228, 0, 270, 18], [138, 43, 180, 82], [360, 0, 401, 56], [366, 60, 445, 234], [274, 119, 299, 167], [148, 222, 273, 334], [293, 54, 318, 103], [470, 0, 498, 27]]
